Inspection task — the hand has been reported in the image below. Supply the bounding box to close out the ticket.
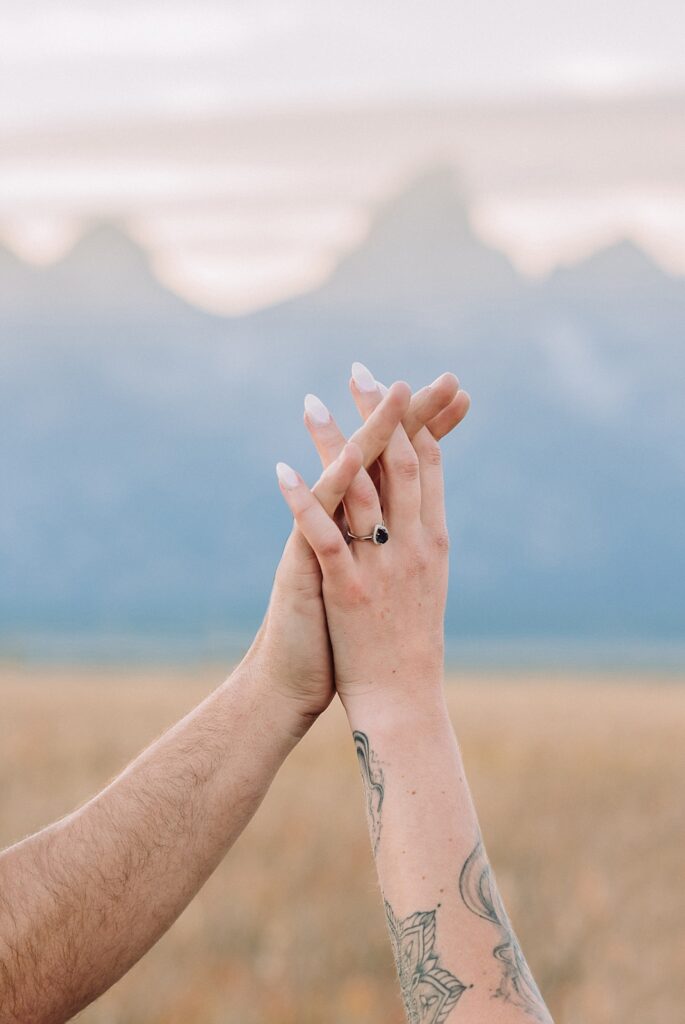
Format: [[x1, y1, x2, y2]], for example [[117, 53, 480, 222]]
[[276, 363, 470, 721], [248, 369, 469, 735], [243, 382, 408, 732]]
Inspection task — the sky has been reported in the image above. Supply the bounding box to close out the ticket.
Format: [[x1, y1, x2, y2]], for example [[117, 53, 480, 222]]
[[1, 0, 685, 312]]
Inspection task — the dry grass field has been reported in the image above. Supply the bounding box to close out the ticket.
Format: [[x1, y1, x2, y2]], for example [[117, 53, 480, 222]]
[[0, 665, 683, 1024]]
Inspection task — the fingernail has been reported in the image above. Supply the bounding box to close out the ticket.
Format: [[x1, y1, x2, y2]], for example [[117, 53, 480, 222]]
[[429, 373, 446, 388], [376, 380, 389, 396], [276, 462, 300, 489], [351, 361, 378, 393], [304, 393, 331, 426]]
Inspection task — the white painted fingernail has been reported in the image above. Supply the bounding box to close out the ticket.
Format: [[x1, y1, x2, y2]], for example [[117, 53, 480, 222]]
[[351, 361, 378, 393], [276, 462, 300, 489], [376, 380, 389, 396], [304, 393, 331, 425]]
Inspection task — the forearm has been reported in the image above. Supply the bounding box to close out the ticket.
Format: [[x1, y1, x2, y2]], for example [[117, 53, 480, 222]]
[[346, 683, 552, 1024], [0, 660, 305, 1024]]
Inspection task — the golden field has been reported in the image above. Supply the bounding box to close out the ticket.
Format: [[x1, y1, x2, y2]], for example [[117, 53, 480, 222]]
[[0, 665, 683, 1024]]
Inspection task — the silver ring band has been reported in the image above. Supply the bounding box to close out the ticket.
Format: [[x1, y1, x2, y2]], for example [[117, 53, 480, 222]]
[[347, 523, 389, 545]]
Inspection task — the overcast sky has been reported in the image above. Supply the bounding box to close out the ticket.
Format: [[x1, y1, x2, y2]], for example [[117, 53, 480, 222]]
[[2, 0, 684, 312]]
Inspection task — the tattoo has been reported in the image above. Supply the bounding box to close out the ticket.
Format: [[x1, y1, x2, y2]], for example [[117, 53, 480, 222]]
[[385, 899, 470, 1024], [459, 840, 551, 1022], [353, 731, 385, 855]]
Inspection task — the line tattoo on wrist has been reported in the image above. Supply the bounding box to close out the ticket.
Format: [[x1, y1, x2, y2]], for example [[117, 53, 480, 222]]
[[385, 899, 471, 1024], [353, 730, 385, 856], [458, 840, 552, 1022]]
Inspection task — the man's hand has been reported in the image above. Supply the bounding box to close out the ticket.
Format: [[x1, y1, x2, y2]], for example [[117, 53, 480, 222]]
[[0, 363, 472, 1024]]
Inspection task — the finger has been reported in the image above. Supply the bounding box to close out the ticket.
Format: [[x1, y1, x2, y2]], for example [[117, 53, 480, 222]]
[[303, 393, 382, 536], [303, 392, 347, 467], [403, 372, 460, 439], [412, 426, 447, 535], [276, 444, 362, 581], [276, 523, 324, 597], [307, 381, 410, 521], [427, 390, 471, 441], [405, 375, 460, 534], [347, 380, 411, 470], [350, 362, 421, 531], [408, 383, 469, 530]]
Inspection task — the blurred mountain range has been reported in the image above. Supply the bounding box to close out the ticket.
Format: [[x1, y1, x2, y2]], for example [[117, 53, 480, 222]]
[[2, 166, 684, 657]]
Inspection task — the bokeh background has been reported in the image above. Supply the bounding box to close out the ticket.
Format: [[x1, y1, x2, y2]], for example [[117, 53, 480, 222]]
[[1, 2, 684, 1022]]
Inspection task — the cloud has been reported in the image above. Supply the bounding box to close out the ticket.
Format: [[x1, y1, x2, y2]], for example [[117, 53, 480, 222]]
[[548, 53, 669, 97], [0, 3, 292, 63], [2, 1, 685, 310], [2, 0, 684, 134]]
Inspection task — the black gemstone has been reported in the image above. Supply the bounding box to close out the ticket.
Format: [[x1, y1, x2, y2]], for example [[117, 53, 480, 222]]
[[374, 525, 389, 545]]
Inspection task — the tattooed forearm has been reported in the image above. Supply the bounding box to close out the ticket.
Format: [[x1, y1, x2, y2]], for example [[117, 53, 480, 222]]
[[459, 840, 552, 1023], [385, 899, 470, 1024], [353, 731, 385, 855]]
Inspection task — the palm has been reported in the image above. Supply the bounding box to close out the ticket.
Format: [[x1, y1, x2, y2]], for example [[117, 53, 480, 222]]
[[259, 530, 335, 718]]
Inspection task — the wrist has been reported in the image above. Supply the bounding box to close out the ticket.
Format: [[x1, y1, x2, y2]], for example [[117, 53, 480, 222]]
[[341, 674, 449, 736], [231, 646, 321, 747]]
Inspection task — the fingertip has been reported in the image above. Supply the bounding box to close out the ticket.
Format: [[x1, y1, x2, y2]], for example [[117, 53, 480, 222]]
[[304, 392, 331, 427], [350, 372, 382, 420], [430, 371, 460, 393], [428, 388, 472, 441], [351, 360, 378, 394], [343, 439, 363, 469], [389, 380, 412, 411], [276, 461, 301, 491], [322, 440, 362, 488], [348, 376, 367, 403]]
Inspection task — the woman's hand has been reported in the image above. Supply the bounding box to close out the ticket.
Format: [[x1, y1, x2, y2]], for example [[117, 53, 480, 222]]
[[277, 362, 470, 722], [244, 382, 408, 734], [286, 370, 553, 1024], [247, 371, 468, 736]]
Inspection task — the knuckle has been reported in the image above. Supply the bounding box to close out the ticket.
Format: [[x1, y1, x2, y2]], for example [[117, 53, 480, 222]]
[[343, 579, 370, 607], [350, 482, 379, 512], [432, 528, 450, 554], [318, 534, 345, 560], [390, 453, 420, 481], [423, 440, 442, 467]]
